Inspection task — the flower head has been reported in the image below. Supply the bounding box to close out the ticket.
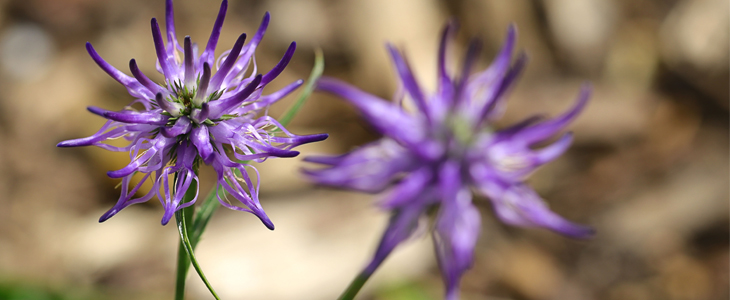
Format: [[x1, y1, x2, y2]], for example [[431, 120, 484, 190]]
[[305, 23, 592, 299], [58, 0, 327, 228]]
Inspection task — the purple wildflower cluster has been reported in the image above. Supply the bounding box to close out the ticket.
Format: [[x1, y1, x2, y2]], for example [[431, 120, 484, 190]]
[[305, 23, 593, 299], [58, 0, 327, 228]]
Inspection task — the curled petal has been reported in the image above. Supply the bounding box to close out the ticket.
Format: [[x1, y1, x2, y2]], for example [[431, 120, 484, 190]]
[[107, 135, 171, 178], [159, 165, 198, 225], [212, 161, 274, 230], [99, 171, 160, 222]]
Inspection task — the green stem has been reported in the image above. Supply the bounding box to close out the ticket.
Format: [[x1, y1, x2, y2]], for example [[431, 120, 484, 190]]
[[174, 183, 197, 300], [338, 271, 373, 300], [176, 205, 220, 300]]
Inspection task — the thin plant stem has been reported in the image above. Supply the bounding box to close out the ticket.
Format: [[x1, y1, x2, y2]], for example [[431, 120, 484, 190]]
[[338, 271, 373, 300], [176, 207, 220, 299], [174, 181, 197, 300]]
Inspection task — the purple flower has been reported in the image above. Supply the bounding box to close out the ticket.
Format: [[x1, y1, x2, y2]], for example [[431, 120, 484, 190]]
[[305, 23, 592, 299], [58, 0, 327, 229]]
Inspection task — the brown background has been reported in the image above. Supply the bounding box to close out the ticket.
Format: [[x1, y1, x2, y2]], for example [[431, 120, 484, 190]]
[[0, 0, 727, 299]]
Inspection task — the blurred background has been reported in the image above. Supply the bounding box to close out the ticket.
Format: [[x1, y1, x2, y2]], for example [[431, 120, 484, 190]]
[[0, 0, 727, 299]]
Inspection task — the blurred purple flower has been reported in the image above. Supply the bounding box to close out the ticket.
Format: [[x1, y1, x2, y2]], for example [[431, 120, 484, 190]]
[[58, 0, 327, 229], [305, 23, 592, 299]]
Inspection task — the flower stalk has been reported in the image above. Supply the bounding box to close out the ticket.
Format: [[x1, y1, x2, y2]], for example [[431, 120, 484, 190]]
[[173, 49, 325, 299]]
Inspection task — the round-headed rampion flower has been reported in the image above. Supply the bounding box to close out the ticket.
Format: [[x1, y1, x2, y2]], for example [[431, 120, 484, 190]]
[[304, 23, 593, 299], [58, 0, 327, 229]]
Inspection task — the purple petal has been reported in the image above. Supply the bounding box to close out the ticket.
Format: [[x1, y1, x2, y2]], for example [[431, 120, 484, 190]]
[[200, 0, 228, 68], [161, 116, 192, 138], [531, 132, 573, 164], [212, 161, 275, 230], [228, 12, 270, 78], [154, 93, 183, 117], [482, 182, 594, 238], [246, 79, 303, 110], [386, 44, 429, 119], [207, 74, 262, 118], [437, 21, 457, 94], [151, 18, 174, 79], [99, 172, 159, 222], [57, 121, 126, 147], [434, 192, 480, 300], [183, 36, 195, 86], [86, 43, 150, 99], [519, 84, 591, 144], [164, 0, 178, 56], [102, 109, 169, 125], [303, 139, 415, 193], [316, 77, 427, 151], [465, 24, 516, 121], [261, 42, 296, 86], [129, 59, 167, 96], [191, 125, 214, 161], [159, 166, 198, 225], [479, 51, 528, 123], [194, 62, 212, 104], [379, 167, 432, 209], [86, 106, 106, 117], [454, 39, 482, 102], [209, 33, 247, 91], [363, 201, 425, 275]]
